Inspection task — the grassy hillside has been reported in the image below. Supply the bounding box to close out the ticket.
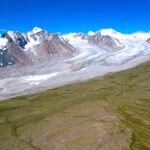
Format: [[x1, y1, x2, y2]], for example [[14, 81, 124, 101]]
[[0, 62, 150, 150]]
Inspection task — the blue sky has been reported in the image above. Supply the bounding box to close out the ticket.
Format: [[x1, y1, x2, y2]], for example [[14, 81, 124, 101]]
[[0, 0, 150, 34]]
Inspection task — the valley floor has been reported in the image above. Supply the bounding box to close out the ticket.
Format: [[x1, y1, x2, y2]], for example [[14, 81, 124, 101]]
[[0, 61, 150, 150]]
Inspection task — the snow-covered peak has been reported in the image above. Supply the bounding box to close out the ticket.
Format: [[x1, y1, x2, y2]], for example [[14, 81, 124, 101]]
[[63, 33, 86, 45], [32, 27, 43, 34], [131, 32, 150, 39], [27, 27, 43, 36], [25, 27, 48, 50], [98, 29, 130, 39], [99, 28, 119, 36], [0, 38, 8, 49], [63, 33, 78, 40], [87, 31, 95, 36], [99, 29, 150, 40], [7, 31, 18, 41]]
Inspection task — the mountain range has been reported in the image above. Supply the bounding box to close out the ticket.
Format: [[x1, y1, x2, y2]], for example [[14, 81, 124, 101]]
[[0, 27, 150, 68], [1, 27, 150, 100]]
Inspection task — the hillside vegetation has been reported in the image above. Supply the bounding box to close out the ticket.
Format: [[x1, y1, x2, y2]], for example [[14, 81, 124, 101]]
[[0, 61, 150, 150]]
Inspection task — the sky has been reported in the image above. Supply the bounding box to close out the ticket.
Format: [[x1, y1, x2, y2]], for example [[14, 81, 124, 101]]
[[0, 0, 150, 34]]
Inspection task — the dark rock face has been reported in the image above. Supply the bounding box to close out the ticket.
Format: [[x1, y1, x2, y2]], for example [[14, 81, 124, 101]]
[[0, 49, 16, 68], [73, 33, 87, 40], [146, 38, 150, 43], [0, 28, 76, 68], [2, 32, 27, 48]]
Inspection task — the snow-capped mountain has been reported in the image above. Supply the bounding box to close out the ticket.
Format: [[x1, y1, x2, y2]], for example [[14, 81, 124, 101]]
[[98, 28, 150, 41], [0, 27, 76, 67], [63, 29, 150, 66], [63, 30, 123, 50]]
